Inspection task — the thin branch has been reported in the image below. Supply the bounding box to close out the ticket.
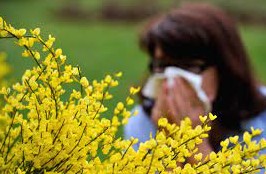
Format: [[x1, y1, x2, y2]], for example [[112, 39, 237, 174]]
[[0, 109, 17, 153], [52, 119, 65, 144], [146, 145, 157, 174]]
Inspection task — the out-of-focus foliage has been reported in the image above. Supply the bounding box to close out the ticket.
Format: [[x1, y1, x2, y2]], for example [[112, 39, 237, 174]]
[[53, 0, 266, 24]]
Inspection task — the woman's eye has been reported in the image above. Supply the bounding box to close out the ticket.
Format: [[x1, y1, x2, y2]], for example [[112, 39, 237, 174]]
[[186, 66, 203, 74]]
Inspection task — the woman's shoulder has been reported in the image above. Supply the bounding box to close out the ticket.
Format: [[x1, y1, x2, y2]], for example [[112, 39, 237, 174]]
[[241, 84, 266, 129], [259, 86, 266, 96], [240, 86, 266, 131], [124, 105, 156, 141], [241, 109, 266, 131], [126, 105, 152, 127]]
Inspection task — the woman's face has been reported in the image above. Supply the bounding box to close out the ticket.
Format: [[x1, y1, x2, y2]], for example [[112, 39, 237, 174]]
[[152, 46, 219, 102]]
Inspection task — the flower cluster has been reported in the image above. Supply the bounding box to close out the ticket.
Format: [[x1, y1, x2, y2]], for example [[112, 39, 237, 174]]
[[0, 16, 266, 173], [0, 16, 139, 173]]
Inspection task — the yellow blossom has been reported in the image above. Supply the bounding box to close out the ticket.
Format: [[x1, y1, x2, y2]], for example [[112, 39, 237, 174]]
[[115, 71, 122, 77], [129, 86, 140, 95], [243, 131, 252, 144], [116, 102, 124, 111], [0, 30, 8, 37], [194, 153, 203, 161], [126, 97, 134, 105], [199, 115, 207, 123], [158, 118, 168, 127], [55, 48, 62, 58], [30, 28, 40, 35], [34, 51, 41, 60], [16, 29, 26, 38], [80, 77, 89, 87], [220, 138, 229, 148], [251, 127, 262, 136], [0, 17, 3, 28], [208, 113, 217, 120]]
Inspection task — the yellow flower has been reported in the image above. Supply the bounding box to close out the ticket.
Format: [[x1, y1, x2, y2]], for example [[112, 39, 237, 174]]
[[229, 136, 239, 144], [28, 38, 35, 47], [126, 97, 134, 105], [158, 118, 168, 127], [110, 80, 118, 87], [104, 75, 112, 84], [129, 86, 140, 95], [30, 28, 40, 35], [0, 30, 8, 37], [251, 127, 262, 136], [220, 138, 229, 148], [243, 131, 252, 144], [208, 113, 217, 121], [55, 48, 62, 58], [199, 115, 207, 123], [16, 29, 26, 38], [115, 71, 122, 77], [72, 67, 79, 75], [17, 168, 26, 174], [34, 51, 41, 60], [17, 37, 27, 46], [0, 17, 3, 28], [194, 153, 203, 161], [209, 151, 217, 160], [231, 165, 240, 174], [116, 102, 124, 111], [80, 77, 89, 87]]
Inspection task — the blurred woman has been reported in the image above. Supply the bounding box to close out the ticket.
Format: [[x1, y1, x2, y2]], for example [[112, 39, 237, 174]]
[[124, 3, 266, 156]]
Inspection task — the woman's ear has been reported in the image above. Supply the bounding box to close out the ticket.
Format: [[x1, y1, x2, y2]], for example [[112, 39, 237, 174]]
[[202, 67, 219, 102]]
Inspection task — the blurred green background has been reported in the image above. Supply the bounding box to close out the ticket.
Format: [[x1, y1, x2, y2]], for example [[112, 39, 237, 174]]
[[1, 0, 266, 134]]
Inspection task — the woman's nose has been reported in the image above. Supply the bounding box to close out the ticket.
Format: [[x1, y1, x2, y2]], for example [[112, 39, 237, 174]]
[[154, 46, 163, 59], [153, 47, 165, 73]]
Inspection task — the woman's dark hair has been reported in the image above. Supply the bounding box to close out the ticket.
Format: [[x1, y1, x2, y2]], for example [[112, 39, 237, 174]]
[[139, 3, 266, 148]]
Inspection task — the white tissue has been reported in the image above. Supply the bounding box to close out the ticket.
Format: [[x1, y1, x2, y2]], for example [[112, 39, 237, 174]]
[[142, 66, 211, 112]]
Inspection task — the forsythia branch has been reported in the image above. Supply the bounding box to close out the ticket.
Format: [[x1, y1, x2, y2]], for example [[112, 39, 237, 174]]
[[0, 16, 266, 174]]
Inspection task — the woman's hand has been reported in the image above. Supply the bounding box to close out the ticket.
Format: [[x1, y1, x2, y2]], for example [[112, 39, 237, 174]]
[[151, 77, 213, 162], [151, 77, 206, 126]]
